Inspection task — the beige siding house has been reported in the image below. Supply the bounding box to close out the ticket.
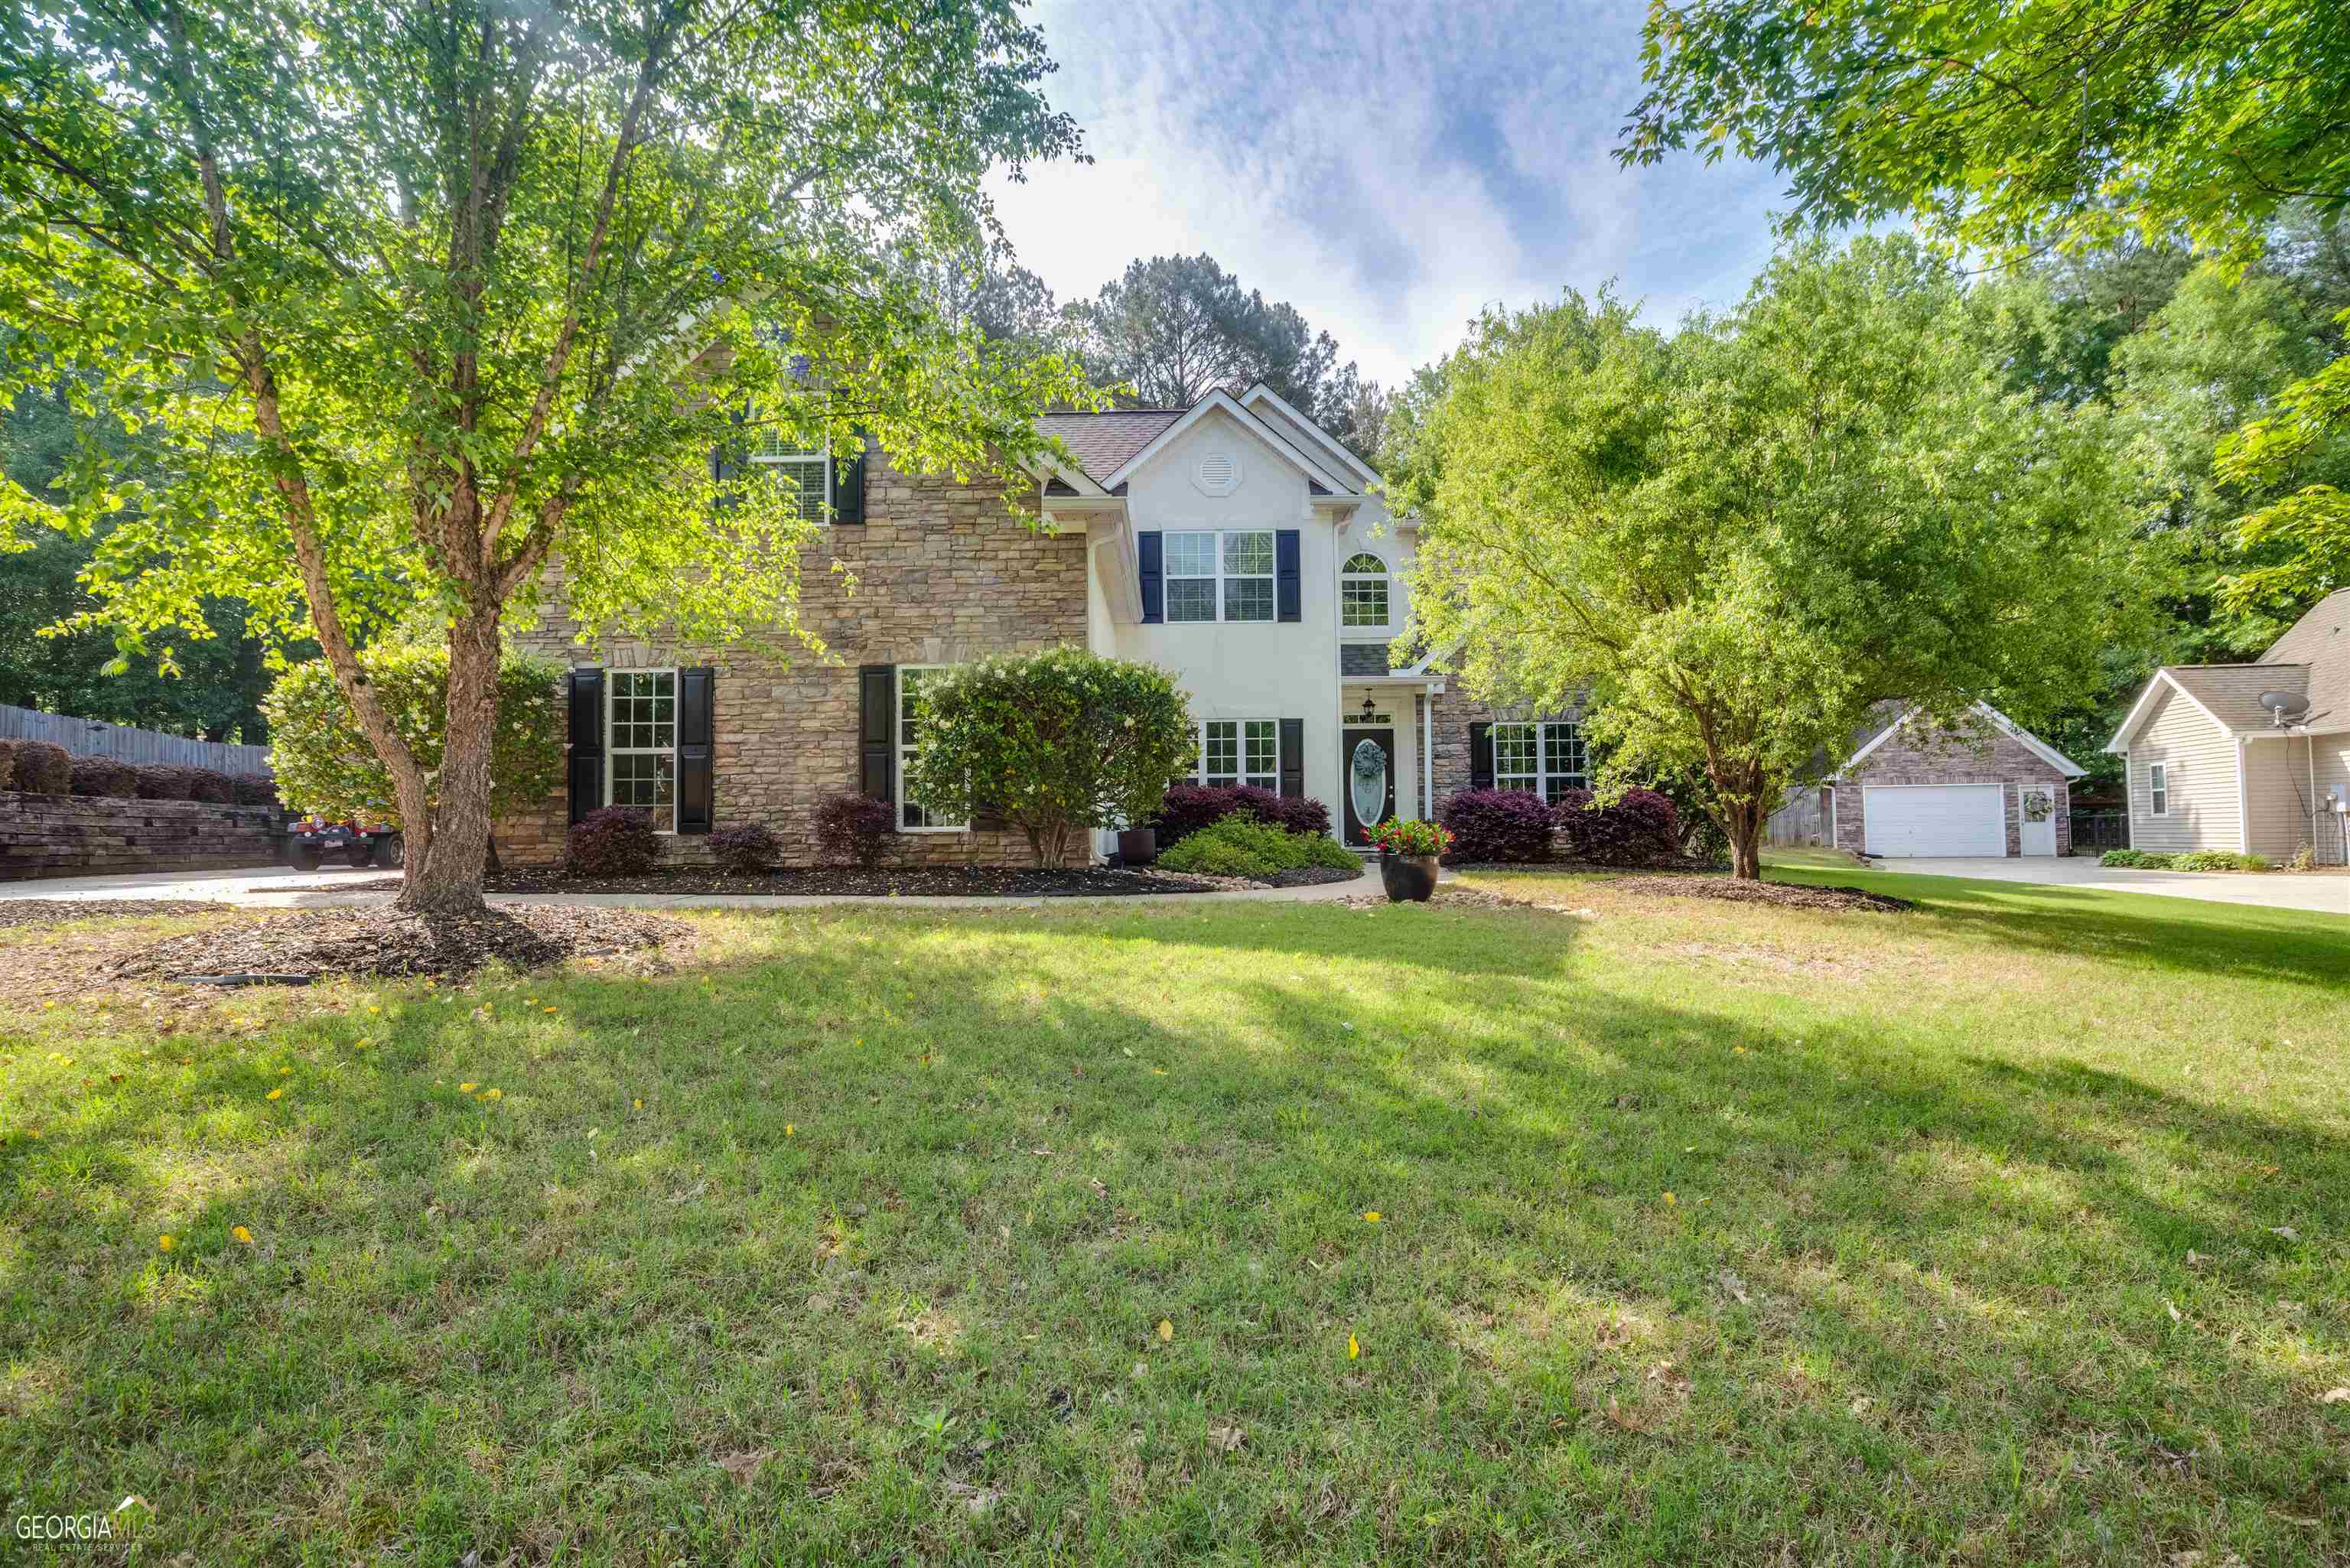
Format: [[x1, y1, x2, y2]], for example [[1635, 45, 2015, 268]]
[[2104, 589, 2350, 864]]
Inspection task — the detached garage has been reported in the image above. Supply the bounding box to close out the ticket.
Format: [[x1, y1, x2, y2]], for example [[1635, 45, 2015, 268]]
[[1825, 703, 2086, 859]]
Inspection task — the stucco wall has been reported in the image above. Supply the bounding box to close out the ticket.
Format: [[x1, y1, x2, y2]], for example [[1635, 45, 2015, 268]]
[[2123, 688, 2243, 853], [1826, 717, 2073, 857], [1, 791, 289, 880], [499, 447, 1089, 867]]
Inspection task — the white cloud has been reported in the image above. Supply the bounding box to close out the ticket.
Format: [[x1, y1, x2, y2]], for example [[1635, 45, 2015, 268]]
[[988, 0, 1791, 385]]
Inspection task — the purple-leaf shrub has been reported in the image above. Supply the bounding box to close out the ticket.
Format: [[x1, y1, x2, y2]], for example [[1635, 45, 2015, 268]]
[[1438, 788, 1557, 862], [813, 792, 894, 867], [1154, 783, 1331, 846], [67, 755, 138, 798], [565, 806, 663, 876], [709, 821, 782, 871], [1552, 786, 1681, 865]]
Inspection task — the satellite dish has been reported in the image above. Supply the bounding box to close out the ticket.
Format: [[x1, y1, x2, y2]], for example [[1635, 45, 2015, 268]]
[[2260, 690, 2312, 726]]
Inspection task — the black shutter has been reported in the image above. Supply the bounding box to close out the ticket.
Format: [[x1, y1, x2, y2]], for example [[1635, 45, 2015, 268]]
[[1468, 723, 1493, 791], [1275, 529, 1301, 622], [1278, 718, 1304, 799], [711, 405, 747, 511], [676, 665, 714, 834], [566, 666, 604, 825], [834, 433, 867, 524], [858, 665, 895, 808], [1138, 531, 1164, 623]]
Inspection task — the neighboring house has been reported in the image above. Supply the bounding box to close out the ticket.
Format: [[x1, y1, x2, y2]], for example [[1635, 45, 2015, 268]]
[[2103, 588, 2350, 865], [498, 381, 1557, 864], [1774, 703, 2086, 858]]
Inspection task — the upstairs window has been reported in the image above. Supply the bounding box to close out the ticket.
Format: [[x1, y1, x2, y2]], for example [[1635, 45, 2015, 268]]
[[1493, 720, 1587, 804], [1165, 530, 1276, 623], [1340, 552, 1389, 627], [750, 423, 830, 522], [608, 670, 677, 830]]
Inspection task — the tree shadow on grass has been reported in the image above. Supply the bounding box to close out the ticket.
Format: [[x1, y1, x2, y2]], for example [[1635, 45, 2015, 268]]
[[2, 903, 2346, 1563]]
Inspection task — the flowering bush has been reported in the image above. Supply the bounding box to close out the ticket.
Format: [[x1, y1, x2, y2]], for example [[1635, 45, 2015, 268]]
[[565, 806, 662, 876], [813, 792, 894, 867], [1368, 817, 1452, 857], [1155, 782, 1331, 846], [709, 821, 782, 871], [1438, 788, 1556, 861], [1551, 786, 1681, 865]]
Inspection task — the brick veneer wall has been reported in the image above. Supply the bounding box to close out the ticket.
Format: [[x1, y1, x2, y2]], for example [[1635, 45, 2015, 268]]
[[1825, 721, 2073, 858], [499, 447, 1089, 868], [1, 791, 289, 880]]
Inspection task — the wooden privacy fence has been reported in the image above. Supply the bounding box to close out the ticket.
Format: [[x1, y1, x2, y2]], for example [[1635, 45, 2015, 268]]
[[0, 702, 269, 773], [1765, 785, 1827, 846]]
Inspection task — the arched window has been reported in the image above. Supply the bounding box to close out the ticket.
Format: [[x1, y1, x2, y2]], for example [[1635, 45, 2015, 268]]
[[1340, 551, 1389, 627]]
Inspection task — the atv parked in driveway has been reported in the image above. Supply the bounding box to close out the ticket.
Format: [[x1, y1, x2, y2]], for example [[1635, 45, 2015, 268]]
[[285, 816, 403, 872]]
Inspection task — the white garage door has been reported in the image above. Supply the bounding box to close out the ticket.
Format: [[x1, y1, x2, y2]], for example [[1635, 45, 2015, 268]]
[[1863, 784, 2006, 857]]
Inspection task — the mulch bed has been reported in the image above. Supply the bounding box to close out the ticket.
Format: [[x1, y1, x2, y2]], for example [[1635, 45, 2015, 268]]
[[1606, 876, 1913, 913], [0, 898, 229, 929], [104, 904, 690, 983], [466, 866, 1235, 897]]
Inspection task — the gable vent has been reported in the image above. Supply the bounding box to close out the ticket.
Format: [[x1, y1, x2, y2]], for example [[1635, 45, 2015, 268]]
[[1193, 449, 1240, 496]]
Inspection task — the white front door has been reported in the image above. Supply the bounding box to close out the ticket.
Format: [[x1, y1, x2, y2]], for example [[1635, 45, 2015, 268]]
[[1863, 783, 2007, 857], [2018, 789, 2058, 856]]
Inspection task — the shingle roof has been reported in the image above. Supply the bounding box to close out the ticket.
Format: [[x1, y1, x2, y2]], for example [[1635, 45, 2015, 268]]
[[2260, 586, 2350, 724], [1034, 408, 1187, 484], [2162, 663, 2311, 733]]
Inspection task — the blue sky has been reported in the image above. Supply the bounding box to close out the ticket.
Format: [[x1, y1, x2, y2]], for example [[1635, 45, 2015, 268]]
[[988, 0, 1797, 388]]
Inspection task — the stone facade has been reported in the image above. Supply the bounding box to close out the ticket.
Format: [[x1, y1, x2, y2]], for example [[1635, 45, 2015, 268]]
[[1825, 719, 2073, 858], [1424, 682, 1587, 805], [1, 790, 289, 880], [500, 446, 1089, 867]]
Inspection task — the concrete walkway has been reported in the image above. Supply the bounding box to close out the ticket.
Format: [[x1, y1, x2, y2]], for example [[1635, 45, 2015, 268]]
[[1873, 856, 2350, 916], [0, 862, 1392, 910]]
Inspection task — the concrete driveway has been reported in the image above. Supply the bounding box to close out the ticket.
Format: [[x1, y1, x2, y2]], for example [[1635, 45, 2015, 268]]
[[1877, 857, 2350, 915]]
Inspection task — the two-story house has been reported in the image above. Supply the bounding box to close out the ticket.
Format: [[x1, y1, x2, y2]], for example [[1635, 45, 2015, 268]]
[[496, 382, 1576, 864]]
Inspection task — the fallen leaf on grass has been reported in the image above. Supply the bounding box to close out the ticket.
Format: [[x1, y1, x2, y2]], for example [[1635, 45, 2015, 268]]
[[714, 1450, 772, 1485], [1717, 1270, 1751, 1304], [2319, 1387, 2350, 1404], [1207, 1424, 1245, 1453], [2270, 1226, 2301, 1241], [1346, 1332, 1359, 1361], [1157, 1319, 1173, 1342]]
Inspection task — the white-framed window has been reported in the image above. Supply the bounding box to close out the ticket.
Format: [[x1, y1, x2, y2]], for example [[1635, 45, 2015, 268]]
[[750, 424, 829, 523], [1188, 718, 1280, 791], [2147, 761, 2168, 816], [897, 665, 965, 831], [1493, 720, 1588, 804], [607, 669, 678, 831], [1340, 551, 1390, 628], [1164, 529, 1275, 623]]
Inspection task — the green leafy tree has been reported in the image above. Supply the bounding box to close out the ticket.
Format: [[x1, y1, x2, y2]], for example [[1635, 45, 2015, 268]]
[[1068, 253, 1353, 417], [0, 0, 1092, 912], [1388, 239, 2150, 880], [265, 646, 563, 846], [900, 648, 1194, 869]]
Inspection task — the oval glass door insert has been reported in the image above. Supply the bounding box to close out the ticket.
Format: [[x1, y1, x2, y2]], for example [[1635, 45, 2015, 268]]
[[1349, 738, 1388, 828]]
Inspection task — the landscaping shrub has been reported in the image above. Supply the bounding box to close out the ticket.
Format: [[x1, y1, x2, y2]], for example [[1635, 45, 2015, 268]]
[[813, 792, 894, 867], [184, 766, 234, 804], [231, 773, 278, 806], [1439, 788, 1557, 862], [1154, 783, 1331, 847], [565, 806, 662, 876], [2176, 850, 2269, 872], [709, 822, 782, 872], [1154, 813, 1359, 879], [0, 739, 73, 795], [2290, 842, 2317, 872], [1552, 786, 1682, 865], [67, 755, 138, 798], [133, 763, 194, 800]]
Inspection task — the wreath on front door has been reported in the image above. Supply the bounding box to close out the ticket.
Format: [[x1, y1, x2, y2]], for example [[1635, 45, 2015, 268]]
[[2021, 789, 2053, 822]]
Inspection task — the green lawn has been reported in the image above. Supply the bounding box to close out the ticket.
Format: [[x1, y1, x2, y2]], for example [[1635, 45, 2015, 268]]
[[4, 867, 2347, 1565]]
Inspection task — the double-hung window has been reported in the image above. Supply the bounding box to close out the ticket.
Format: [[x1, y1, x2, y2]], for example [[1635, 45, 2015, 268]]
[[1493, 720, 1588, 804], [608, 670, 678, 830], [897, 666, 965, 831], [1340, 552, 1389, 628], [2147, 761, 2168, 816], [1165, 530, 1275, 623], [1190, 719, 1280, 791], [751, 424, 830, 523]]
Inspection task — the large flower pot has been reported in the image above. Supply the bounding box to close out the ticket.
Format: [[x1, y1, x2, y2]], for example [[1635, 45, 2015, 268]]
[[1116, 828, 1157, 867], [1380, 852, 1439, 903]]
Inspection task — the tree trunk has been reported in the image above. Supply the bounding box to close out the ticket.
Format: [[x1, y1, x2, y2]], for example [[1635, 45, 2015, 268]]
[[1726, 797, 1765, 880], [399, 600, 503, 913]]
